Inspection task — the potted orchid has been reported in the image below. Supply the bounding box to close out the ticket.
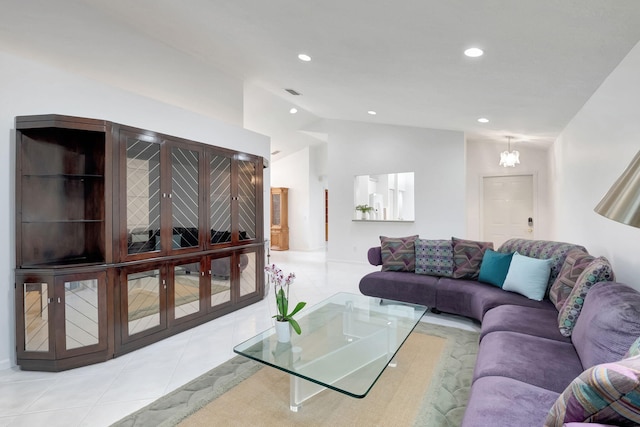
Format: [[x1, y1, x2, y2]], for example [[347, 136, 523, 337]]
[[355, 204, 374, 219], [265, 264, 306, 341]]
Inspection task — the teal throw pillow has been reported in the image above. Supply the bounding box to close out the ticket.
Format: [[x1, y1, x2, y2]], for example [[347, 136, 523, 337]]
[[502, 252, 552, 301], [478, 249, 514, 288]]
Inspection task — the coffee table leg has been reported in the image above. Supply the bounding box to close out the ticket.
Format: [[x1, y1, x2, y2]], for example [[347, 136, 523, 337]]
[[388, 318, 398, 367], [290, 374, 326, 412]]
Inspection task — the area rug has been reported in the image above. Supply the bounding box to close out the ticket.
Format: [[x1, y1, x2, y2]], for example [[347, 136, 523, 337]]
[[112, 322, 479, 427]]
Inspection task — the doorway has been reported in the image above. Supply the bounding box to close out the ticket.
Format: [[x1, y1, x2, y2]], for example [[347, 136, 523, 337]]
[[324, 189, 328, 242], [482, 175, 534, 248]]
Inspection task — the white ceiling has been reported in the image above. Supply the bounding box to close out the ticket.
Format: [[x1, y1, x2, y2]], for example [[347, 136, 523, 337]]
[[4, 0, 640, 156]]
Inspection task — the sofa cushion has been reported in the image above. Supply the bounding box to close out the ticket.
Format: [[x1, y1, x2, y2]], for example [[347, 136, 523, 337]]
[[436, 277, 556, 322], [497, 238, 587, 289], [478, 249, 513, 288], [480, 305, 571, 343], [626, 336, 640, 358], [549, 249, 595, 311], [558, 257, 615, 337], [358, 271, 438, 307], [461, 376, 559, 427], [452, 237, 494, 280], [502, 253, 552, 301], [380, 235, 418, 272], [473, 331, 583, 393], [571, 282, 640, 369], [545, 355, 640, 427], [415, 238, 454, 277]]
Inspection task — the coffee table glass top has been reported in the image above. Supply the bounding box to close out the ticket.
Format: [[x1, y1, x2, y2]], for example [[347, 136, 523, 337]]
[[233, 292, 427, 399]]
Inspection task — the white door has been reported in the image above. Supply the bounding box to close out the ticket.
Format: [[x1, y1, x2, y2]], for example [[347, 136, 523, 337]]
[[483, 175, 534, 248]]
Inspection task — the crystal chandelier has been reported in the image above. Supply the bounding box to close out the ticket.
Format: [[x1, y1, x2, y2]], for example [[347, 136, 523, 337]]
[[499, 136, 520, 167]]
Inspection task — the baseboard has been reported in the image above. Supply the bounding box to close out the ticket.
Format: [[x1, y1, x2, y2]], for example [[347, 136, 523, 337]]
[[0, 358, 12, 371]]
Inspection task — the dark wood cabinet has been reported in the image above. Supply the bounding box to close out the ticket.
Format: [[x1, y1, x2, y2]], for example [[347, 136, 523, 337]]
[[15, 114, 265, 371], [15, 267, 111, 371]]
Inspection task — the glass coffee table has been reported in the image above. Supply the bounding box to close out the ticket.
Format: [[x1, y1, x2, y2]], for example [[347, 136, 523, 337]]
[[233, 292, 427, 411]]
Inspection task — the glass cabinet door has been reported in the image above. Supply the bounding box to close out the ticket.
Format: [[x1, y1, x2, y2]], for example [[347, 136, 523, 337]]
[[272, 193, 281, 226], [239, 252, 258, 298], [237, 159, 257, 242], [209, 255, 232, 310], [170, 146, 200, 251], [57, 271, 108, 356], [21, 281, 51, 354], [125, 268, 165, 338], [123, 133, 161, 257], [172, 260, 202, 321], [209, 152, 232, 246]]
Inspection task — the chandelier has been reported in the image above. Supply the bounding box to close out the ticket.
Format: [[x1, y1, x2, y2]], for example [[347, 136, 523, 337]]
[[499, 136, 520, 167]]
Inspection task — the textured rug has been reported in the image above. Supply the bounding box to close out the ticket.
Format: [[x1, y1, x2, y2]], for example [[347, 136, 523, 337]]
[[112, 322, 479, 427]]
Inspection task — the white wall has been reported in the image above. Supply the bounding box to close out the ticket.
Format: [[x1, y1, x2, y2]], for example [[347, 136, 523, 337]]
[[466, 141, 552, 244], [0, 50, 270, 370], [552, 40, 640, 288], [271, 145, 327, 251], [326, 120, 466, 263]]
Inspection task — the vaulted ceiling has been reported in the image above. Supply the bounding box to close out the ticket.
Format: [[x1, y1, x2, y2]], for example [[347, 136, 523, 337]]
[[4, 1, 640, 157]]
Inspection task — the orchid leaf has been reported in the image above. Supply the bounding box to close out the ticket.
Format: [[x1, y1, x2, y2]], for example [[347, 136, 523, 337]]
[[288, 301, 306, 318], [288, 318, 302, 335], [275, 288, 288, 317]]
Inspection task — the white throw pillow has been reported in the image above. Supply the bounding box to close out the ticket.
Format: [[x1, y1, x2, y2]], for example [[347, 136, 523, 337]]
[[502, 252, 552, 301]]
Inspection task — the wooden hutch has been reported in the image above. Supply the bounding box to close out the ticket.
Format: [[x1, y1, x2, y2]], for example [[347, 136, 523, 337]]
[[270, 187, 289, 251], [14, 114, 265, 371]]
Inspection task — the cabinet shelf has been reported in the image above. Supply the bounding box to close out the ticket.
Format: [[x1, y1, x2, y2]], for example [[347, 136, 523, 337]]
[[22, 220, 104, 224], [23, 174, 104, 178]]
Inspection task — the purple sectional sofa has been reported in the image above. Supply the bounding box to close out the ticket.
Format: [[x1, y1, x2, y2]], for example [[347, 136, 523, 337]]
[[359, 238, 640, 426]]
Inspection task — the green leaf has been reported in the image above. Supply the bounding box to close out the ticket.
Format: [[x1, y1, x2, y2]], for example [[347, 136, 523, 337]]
[[275, 288, 288, 316], [288, 318, 302, 335], [288, 301, 306, 318]]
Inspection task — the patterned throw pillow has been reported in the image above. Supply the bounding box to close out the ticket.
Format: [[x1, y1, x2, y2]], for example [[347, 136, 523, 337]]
[[451, 237, 494, 280], [380, 235, 418, 272], [545, 355, 640, 427], [498, 239, 587, 288], [549, 249, 595, 311], [415, 239, 454, 277], [558, 257, 615, 337]]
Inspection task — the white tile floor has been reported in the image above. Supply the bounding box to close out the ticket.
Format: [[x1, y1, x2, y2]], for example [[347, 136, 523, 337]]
[[0, 249, 479, 427]]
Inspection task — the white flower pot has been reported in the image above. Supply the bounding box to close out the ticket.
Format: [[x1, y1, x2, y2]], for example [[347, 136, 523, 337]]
[[275, 320, 291, 342]]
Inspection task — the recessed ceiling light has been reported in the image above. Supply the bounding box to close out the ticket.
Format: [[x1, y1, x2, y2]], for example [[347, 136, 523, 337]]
[[477, 117, 489, 123], [367, 110, 377, 115], [464, 47, 484, 58], [298, 53, 311, 62], [289, 108, 298, 114]]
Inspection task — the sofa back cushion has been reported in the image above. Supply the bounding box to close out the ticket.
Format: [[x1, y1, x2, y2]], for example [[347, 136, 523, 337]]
[[549, 249, 595, 311], [415, 238, 454, 277], [571, 282, 640, 369], [497, 238, 588, 289]]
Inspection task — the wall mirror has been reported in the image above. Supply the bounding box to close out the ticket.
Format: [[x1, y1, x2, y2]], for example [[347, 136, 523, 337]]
[[354, 172, 415, 221]]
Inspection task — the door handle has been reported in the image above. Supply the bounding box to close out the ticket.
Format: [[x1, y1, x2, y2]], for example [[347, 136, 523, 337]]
[[527, 217, 533, 227]]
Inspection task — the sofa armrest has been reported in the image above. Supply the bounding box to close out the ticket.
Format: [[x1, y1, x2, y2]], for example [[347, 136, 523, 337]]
[[367, 247, 382, 266]]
